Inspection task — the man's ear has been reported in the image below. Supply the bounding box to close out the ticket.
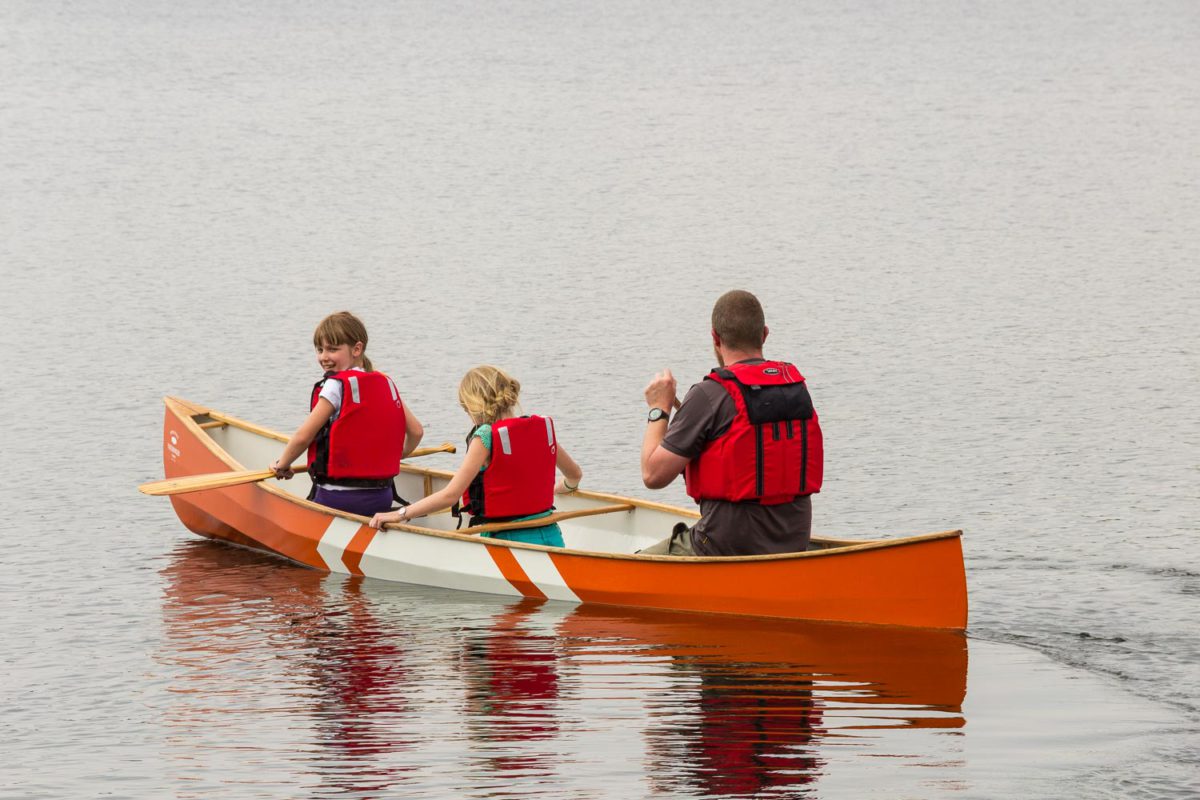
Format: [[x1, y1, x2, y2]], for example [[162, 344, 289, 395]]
[[711, 329, 721, 347], [762, 325, 769, 344]]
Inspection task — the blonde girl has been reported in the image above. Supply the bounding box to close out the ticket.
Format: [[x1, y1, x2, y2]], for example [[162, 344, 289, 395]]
[[370, 365, 582, 547], [271, 311, 425, 516]]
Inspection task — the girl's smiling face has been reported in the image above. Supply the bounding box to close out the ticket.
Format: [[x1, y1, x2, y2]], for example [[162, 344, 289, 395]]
[[316, 340, 363, 373]]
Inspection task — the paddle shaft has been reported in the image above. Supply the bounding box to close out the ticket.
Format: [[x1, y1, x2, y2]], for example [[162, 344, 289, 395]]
[[139, 442, 456, 496]]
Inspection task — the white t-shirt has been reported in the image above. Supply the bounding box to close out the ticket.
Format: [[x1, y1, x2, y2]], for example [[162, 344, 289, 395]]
[[317, 365, 367, 419]]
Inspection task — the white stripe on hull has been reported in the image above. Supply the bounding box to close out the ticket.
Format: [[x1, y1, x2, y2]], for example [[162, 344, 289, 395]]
[[315, 516, 360, 573], [511, 549, 580, 602], [359, 530, 522, 598]]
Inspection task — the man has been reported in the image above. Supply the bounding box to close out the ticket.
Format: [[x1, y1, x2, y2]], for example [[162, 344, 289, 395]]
[[639, 290, 823, 556]]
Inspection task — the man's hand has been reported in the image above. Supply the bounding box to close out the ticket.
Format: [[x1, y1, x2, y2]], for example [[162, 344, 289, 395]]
[[641, 370, 689, 489], [644, 369, 677, 410]]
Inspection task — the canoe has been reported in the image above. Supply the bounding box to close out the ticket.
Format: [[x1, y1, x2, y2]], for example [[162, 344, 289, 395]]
[[154, 396, 968, 630]]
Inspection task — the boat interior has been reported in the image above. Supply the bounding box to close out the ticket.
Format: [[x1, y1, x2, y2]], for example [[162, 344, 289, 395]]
[[186, 406, 876, 557]]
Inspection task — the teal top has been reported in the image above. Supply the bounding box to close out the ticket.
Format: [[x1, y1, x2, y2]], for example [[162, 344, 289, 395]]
[[470, 422, 563, 547]]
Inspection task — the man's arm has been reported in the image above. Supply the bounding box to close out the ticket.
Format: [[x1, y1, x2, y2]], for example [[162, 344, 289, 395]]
[[641, 370, 690, 488], [642, 436, 689, 488]]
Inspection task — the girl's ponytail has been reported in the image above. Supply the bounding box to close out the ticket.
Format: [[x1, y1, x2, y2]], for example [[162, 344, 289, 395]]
[[458, 365, 521, 425]]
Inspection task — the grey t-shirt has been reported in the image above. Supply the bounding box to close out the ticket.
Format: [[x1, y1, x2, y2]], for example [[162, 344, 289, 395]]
[[661, 364, 813, 556]]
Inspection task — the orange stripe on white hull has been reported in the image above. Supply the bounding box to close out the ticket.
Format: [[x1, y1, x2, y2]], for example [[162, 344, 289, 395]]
[[486, 545, 548, 599], [509, 548, 580, 602], [340, 526, 378, 575]]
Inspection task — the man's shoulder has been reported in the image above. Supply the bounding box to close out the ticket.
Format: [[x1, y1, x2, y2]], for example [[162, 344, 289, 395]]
[[682, 374, 731, 405], [662, 374, 737, 459], [677, 374, 742, 421]]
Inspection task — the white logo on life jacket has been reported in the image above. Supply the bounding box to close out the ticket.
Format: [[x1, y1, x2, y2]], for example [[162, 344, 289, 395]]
[[763, 367, 780, 375], [387, 377, 403, 408]]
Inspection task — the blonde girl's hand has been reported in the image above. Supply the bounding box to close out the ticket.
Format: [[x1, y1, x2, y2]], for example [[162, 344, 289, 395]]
[[370, 509, 403, 529], [270, 460, 294, 479]]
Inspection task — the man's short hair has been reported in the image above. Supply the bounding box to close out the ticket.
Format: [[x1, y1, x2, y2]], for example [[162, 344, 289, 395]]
[[711, 290, 765, 351]]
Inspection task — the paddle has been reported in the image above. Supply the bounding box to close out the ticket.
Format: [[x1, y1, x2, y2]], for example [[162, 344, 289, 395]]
[[139, 442, 458, 496]]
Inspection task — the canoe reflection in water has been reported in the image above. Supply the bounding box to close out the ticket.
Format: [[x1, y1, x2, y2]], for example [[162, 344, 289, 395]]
[[555, 605, 967, 797], [158, 541, 968, 798], [158, 543, 419, 796]]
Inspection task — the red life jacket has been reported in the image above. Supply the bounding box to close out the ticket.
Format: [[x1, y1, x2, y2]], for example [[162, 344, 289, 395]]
[[684, 361, 823, 504], [307, 369, 406, 485], [461, 415, 557, 523]]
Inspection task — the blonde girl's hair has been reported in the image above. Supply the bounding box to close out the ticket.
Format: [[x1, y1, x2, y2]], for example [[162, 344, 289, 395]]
[[458, 365, 521, 425], [313, 311, 373, 371]]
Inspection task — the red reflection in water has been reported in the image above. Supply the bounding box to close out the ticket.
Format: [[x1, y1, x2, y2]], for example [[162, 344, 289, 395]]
[[656, 665, 824, 796], [306, 577, 412, 757], [460, 598, 562, 776]]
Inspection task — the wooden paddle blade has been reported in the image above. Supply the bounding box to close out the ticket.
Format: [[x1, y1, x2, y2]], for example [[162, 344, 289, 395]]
[[138, 469, 274, 496], [138, 463, 309, 496]]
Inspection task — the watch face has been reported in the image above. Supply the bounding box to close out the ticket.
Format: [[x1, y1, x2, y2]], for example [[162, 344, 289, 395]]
[[648, 408, 667, 422]]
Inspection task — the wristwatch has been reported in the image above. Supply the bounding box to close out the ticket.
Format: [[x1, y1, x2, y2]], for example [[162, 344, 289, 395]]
[[647, 407, 670, 423]]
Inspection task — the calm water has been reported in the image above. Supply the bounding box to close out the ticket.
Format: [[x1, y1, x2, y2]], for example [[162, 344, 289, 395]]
[[2, 0, 1198, 797]]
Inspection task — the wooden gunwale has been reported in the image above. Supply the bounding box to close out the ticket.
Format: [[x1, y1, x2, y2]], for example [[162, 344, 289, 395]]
[[164, 396, 962, 563], [205, 409, 289, 443]]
